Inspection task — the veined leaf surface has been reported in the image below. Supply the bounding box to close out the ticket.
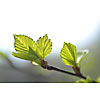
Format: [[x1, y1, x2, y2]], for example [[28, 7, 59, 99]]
[[13, 35, 41, 65], [12, 52, 41, 65], [60, 42, 77, 66], [14, 34, 37, 53], [36, 34, 52, 59]]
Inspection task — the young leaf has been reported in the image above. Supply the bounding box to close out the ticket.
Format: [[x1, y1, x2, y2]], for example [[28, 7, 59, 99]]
[[36, 34, 52, 59], [77, 50, 88, 63], [12, 47, 41, 65], [60, 42, 77, 66], [13, 52, 41, 65], [12, 34, 41, 65], [14, 34, 37, 53]]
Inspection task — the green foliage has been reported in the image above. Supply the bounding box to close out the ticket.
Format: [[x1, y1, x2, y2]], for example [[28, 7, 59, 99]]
[[60, 42, 77, 66], [13, 34, 37, 53], [76, 76, 92, 83], [12, 34, 97, 83], [36, 34, 52, 59], [12, 34, 52, 66], [60, 42, 88, 67], [12, 49, 41, 66]]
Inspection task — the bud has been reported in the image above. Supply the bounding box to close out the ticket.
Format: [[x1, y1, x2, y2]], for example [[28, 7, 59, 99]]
[[41, 60, 48, 69]]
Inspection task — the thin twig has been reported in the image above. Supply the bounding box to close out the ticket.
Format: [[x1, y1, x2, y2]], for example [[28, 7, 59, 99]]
[[6, 57, 97, 82], [46, 65, 97, 83]]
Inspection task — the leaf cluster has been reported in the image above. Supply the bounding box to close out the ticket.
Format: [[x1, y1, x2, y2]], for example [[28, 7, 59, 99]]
[[12, 34, 92, 82], [60, 42, 88, 67], [12, 34, 52, 66], [13, 34, 88, 67]]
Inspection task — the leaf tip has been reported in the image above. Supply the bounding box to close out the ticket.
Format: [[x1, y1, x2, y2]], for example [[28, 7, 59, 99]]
[[43, 34, 48, 39], [84, 49, 89, 54], [13, 34, 16, 38], [45, 34, 48, 36]]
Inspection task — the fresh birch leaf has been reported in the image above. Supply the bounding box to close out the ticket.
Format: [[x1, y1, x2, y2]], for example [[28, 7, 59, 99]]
[[12, 52, 41, 65], [60, 42, 77, 66], [13, 47, 40, 61], [12, 52, 34, 61], [12, 47, 41, 65], [36, 34, 52, 59], [77, 50, 88, 63], [12, 34, 41, 65], [14, 34, 37, 53]]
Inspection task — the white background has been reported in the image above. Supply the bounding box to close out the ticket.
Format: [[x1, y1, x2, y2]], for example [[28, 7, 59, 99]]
[[0, 0, 100, 52], [0, 84, 99, 100]]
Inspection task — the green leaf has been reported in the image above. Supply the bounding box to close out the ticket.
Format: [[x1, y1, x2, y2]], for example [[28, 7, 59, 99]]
[[12, 34, 41, 65], [12, 52, 41, 65], [36, 34, 52, 59], [77, 50, 88, 63], [14, 34, 37, 53], [76, 76, 92, 83], [97, 77, 100, 83], [60, 42, 77, 66], [12, 47, 41, 65], [12, 34, 52, 66]]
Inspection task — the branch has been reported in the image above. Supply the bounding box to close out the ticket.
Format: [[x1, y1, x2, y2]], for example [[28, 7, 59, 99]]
[[43, 65, 97, 83], [6, 58, 97, 83]]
